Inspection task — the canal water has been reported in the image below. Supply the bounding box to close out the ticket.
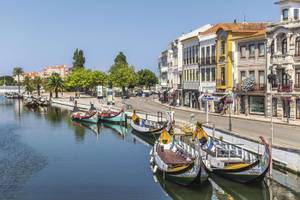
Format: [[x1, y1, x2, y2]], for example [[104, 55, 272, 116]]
[[0, 95, 300, 200]]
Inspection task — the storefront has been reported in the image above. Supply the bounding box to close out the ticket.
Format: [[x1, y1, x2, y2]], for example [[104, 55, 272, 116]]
[[249, 96, 265, 115], [183, 90, 199, 108]]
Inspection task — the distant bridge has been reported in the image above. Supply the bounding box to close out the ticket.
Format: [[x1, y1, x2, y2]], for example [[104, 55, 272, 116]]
[[0, 86, 25, 93]]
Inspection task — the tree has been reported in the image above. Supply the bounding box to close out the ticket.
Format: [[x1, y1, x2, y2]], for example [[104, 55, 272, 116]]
[[47, 73, 64, 98], [33, 76, 43, 96], [13, 67, 24, 93], [109, 65, 137, 95], [23, 76, 34, 94], [137, 69, 158, 89], [0, 76, 15, 86], [72, 48, 85, 69], [109, 52, 128, 73], [64, 68, 107, 95]]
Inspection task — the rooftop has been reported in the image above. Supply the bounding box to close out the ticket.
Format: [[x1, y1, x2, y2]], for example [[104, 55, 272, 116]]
[[200, 22, 268, 35]]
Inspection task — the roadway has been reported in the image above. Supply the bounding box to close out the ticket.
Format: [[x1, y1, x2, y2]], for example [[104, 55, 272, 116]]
[[123, 97, 300, 150]]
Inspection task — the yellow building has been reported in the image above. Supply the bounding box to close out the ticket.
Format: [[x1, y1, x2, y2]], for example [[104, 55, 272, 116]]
[[202, 23, 267, 93]]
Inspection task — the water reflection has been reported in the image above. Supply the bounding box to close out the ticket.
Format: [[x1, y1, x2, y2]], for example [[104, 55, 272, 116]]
[[1, 95, 300, 200]]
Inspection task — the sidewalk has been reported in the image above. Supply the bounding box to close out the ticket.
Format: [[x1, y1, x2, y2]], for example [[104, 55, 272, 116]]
[[151, 99, 300, 128]]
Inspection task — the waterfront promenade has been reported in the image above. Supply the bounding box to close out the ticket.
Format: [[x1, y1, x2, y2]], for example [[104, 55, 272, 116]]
[[52, 93, 300, 151]]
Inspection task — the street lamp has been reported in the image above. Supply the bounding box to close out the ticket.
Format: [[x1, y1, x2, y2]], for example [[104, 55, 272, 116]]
[[267, 73, 275, 177]]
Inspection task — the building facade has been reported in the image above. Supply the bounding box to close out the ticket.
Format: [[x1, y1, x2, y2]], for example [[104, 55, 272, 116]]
[[198, 26, 218, 111], [266, 0, 300, 121], [215, 23, 267, 95], [180, 24, 212, 108], [158, 50, 169, 89], [234, 32, 268, 116]]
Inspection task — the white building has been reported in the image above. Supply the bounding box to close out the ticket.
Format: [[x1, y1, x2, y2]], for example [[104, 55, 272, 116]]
[[180, 24, 212, 108], [266, 0, 300, 121]]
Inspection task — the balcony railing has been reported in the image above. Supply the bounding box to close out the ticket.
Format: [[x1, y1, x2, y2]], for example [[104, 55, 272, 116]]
[[278, 84, 293, 92], [236, 83, 266, 92]]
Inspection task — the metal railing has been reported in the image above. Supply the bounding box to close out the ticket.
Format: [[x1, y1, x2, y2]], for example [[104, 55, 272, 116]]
[[278, 84, 293, 92]]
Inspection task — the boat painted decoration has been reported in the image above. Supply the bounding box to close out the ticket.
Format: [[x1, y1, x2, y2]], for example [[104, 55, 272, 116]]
[[98, 109, 127, 124], [196, 123, 271, 183], [71, 102, 99, 124], [150, 129, 208, 186]]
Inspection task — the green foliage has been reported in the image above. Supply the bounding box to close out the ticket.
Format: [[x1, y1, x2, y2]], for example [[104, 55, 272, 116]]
[[0, 76, 15, 86], [12, 67, 24, 93], [13, 67, 24, 77], [64, 68, 107, 93], [23, 77, 34, 93], [109, 64, 137, 89], [72, 48, 85, 69], [33, 76, 43, 96], [47, 73, 64, 98], [109, 52, 128, 73], [137, 69, 158, 88]]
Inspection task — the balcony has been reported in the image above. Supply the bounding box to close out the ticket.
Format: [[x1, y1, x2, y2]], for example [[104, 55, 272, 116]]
[[270, 54, 293, 65], [278, 84, 293, 92], [236, 83, 266, 92]]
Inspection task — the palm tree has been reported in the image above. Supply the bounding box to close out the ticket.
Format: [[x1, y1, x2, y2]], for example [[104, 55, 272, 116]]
[[23, 76, 34, 94], [47, 73, 64, 98], [33, 77, 43, 96], [13, 67, 24, 94]]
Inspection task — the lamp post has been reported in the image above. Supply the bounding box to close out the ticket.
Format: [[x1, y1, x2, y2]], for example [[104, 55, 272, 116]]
[[267, 73, 274, 178]]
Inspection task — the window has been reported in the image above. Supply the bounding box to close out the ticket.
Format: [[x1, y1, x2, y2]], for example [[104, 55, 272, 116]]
[[201, 47, 205, 64], [221, 67, 226, 85], [206, 46, 211, 64], [240, 46, 246, 58], [282, 38, 287, 55], [295, 9, 299, 20], [211, 68, 215, 81], [249, 44, 256, 58], [249, 71, 255, 80], [240, 71, 246, 82], [190, 69, 193, 81], [196, 45, 199, 63], [201, 68, 205, 82], [258, 43, 265, 57], [196, 69, 199, 81], [249, 96, 265, 114], [211, 45, 216, 63], [295, 37, 300, 56], [193, 69, 196, 81], [283, 9, 289, 20], [221, 41, 226, 55], [271, 41, 275, 55], [296, 69, 300, 88], [192, 46, 195, 64], [259, 71, 265, 85], [206, 68, 211, 82]]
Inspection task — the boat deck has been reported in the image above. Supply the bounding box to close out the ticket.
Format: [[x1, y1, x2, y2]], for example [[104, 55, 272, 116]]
[[157, 146, 190, 165]]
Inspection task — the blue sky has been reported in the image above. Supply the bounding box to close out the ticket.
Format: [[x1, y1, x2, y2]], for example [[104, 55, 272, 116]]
[[0, 0, 278, 75]]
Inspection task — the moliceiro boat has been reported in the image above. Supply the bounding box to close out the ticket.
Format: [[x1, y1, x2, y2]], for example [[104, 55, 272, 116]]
[[150, 129, 208, 186], [71, 102, 99, 124], [130, 110, 174, 145], [196, 123, 271, 183], [98, 108, 127, 125]]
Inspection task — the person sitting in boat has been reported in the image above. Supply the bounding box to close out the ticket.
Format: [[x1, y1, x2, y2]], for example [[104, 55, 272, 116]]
[[192, 122, 208, 146], [132, 110, 140, 124]]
